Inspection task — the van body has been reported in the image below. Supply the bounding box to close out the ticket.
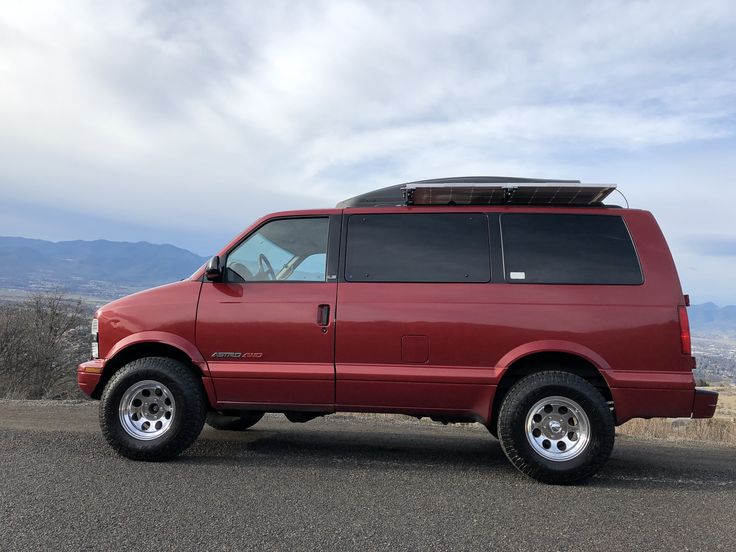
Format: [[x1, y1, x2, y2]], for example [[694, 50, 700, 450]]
[[79, 178, 717, 483]]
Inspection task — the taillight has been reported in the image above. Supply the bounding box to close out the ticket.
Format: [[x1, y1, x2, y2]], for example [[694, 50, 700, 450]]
[[678, 305, 691, 355]]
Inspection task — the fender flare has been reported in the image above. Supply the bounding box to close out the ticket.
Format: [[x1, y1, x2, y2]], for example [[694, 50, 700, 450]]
[[106, 331, 210, 377], [495, 339, 613, 386]]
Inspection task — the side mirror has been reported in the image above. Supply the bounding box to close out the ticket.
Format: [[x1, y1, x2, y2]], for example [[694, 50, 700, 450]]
[[205, 255, 222, 281]]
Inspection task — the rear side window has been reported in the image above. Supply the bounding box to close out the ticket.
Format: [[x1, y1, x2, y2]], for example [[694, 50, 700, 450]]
[[345, 214, 490, 282], [501, 214, 643, 284]]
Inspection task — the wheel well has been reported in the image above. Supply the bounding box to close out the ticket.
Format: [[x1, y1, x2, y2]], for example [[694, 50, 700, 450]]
[[91, 342, 203, 399], [490, 352, 613, 429]]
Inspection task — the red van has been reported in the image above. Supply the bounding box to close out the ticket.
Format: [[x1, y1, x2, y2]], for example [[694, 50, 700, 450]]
[[78, 177, 718, 484]]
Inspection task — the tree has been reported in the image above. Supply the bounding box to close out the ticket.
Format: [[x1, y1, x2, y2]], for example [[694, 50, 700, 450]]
[[0, 292, 90, 399]]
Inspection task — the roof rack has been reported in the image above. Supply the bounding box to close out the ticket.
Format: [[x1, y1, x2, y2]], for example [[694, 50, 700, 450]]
[[336, 176, 617, 208]]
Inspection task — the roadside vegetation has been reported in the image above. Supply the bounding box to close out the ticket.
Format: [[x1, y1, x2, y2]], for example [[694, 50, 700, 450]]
[[0, 292, 90, 399]]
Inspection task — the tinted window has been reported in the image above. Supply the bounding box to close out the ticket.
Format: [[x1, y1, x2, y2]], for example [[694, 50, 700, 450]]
[[345, 214, 490, 282], [501, 214, 642, 284], [226, 217, 329, 282]]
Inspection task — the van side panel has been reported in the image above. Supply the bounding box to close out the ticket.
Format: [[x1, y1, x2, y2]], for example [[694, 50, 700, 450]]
[[334, 207, 696, 424], [335, 282, 501, 422]]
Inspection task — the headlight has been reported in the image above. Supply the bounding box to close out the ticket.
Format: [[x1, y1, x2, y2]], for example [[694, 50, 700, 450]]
[[91, 318, 99, 359]]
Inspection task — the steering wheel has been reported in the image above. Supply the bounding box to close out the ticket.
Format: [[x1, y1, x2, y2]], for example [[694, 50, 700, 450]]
[[258, 253, 276, 280]]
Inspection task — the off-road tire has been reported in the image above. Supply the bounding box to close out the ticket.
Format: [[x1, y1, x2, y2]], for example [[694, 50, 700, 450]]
[[100, 357, 207, 461], [486, 421, 498, 439], [205, 411, 264, 431], [497, 371, 615, 485]]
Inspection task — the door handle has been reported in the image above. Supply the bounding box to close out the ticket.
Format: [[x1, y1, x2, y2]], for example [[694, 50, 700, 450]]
[[317, 304, 330, 326]]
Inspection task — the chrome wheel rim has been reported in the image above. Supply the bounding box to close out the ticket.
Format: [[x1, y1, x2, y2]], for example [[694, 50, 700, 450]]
[[118, 380, 176, 441], [525, 396, 590, 462]]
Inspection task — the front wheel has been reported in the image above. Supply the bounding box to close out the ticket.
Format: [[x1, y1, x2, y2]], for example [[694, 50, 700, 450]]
[[99, 357, 207, 461], [497, 371, 614, 484]]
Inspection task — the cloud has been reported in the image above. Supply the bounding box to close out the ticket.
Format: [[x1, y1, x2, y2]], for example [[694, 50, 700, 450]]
[[0, 0, 735, 300], [686, 236, 736, 257]]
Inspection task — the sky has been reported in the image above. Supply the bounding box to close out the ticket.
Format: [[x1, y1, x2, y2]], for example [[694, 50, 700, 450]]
[[1, 0, 735, 304]]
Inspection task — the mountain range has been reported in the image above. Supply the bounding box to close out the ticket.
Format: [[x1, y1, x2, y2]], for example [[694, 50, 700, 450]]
[[0, 236, 207, 300], [688, 302, 736, 335]]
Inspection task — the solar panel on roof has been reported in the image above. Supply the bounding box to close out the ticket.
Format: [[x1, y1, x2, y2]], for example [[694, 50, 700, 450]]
[[336, 177, 617, 208], [405, 184, 616, 206]]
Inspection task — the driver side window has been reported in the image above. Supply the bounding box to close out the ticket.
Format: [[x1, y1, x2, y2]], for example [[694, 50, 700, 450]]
[[225, 217, 329, 282]]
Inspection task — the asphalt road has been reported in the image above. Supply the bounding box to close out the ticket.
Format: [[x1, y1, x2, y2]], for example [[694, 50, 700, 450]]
[[0, 401, 734, 552]]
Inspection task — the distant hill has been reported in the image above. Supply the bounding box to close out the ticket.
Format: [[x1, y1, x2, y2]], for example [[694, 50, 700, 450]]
[[689, 302, 736, 335], [0, 236, 207, 300]]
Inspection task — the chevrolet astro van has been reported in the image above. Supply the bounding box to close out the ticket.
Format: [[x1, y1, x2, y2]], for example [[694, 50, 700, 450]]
[[78, 177, 718, 484]]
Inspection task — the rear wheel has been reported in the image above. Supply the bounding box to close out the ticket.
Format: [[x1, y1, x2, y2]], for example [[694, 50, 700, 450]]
[[497, 371, 614, 484], [205, 411, 264, 431], [100, 357, 207, 461]]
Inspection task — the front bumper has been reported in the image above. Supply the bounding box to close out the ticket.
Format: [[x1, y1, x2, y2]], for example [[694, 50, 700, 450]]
[[78, 359, 105, 397], [692, 388, 719, 419]]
